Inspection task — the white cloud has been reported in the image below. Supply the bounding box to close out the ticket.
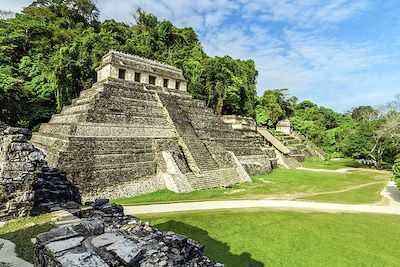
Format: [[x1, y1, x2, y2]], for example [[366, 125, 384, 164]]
[[2, 0, 398, 111]]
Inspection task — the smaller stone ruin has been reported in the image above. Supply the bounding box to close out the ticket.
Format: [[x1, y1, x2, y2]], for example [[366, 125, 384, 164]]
[[35, 200, 223, 267], [276, 119, 293, 135], [0, 122, 81, 219]]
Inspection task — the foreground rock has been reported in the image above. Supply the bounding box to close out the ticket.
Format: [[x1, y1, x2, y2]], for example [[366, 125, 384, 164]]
[[0, 123, 81, 219], [36, 200, 223, 267]]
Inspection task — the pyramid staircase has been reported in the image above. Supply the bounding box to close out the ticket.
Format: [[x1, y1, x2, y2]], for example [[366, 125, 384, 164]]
[[271, 131, 310, 162], [166, 95, 277, 176], [158, 93, 253, 190]]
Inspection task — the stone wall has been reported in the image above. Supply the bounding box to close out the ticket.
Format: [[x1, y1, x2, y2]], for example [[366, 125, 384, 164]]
[[35, 200, 223, 267], [0, 123, 81, 219]]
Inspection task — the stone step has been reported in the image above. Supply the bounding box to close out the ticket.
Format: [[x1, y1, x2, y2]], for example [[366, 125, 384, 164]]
[[174, 98, 207, 108], [61, 103, 92, 115], [288, 143, 307, 149], [283, 139, 299, 145], [227, 147, 266, 156], [70, 160, 157, 172], [281, 136, 297, 141], [179, 106, 214, 115], [66, 137, 154, 151], [31, 132, 68, 151], [290, 154, 305, 161], [185, 113, 222, 123], [196, 129, 241, 139], [89, 161, 158, 184], [59, 152, 156, 167], [185, 168, 238, 190], [79, 85, 103, 98], [93, 153, 156, 165], [106, 96, 162, 108], [87, 114, 169, 126], [51, 113, 88, 124], [191, 121, 233, 130], [37, 123, 75, 136], [71, 96, 96, 106], [73, 123, 174, 138], [93, 101, 165, 116], [103, 87, 157, 102], [210, 137, 263, 146]]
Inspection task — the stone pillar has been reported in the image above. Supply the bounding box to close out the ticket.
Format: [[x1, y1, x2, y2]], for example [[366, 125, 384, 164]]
[[110, 65, 119, 79], [125, 69, 135, 81], [276, 119, 293, 135], [179, 81, 187, 91], [167, 79, 176, 89], [141, 73, 149, 84], [155, 76, 163, 87]]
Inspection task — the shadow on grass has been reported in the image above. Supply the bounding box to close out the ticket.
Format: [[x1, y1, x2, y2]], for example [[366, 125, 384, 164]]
[[0, 223, 53, 263], [153, 220, 264, 267]]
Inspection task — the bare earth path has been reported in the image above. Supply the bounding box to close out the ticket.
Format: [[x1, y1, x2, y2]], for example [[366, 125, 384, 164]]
[[260, 181, 384, 200], [124, 167, 400, 215]]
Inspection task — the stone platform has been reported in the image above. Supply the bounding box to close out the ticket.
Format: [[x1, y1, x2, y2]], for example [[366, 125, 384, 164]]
[[32, 51, 276, 199]]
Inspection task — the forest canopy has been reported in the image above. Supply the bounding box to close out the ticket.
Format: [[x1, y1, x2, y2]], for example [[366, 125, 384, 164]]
[[0, 0, 257, 128], [1, 0, 399, 167]]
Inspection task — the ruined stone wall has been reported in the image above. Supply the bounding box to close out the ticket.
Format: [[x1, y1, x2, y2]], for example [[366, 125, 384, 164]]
[[35, 200, 223, 267], [0, 123, 81, 219]]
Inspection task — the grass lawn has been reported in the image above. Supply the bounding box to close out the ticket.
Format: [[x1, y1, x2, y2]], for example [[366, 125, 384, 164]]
[[300, 181, 388, 204], [114, 159, 390, 205], [300, 157, 362, 170], [0, 214, 54, 263], [141, 209, 400, 267]]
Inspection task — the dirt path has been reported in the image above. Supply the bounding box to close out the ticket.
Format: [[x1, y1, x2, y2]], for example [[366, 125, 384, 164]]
[[261, 181, 385, 200], [123, 181, 400, 216]]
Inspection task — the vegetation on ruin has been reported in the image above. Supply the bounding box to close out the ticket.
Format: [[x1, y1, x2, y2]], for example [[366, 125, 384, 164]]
[[141, 209, 400, 266], [0, 213, 54, 263], [392, 160, 400, 188], [113, 159, 390, 206]]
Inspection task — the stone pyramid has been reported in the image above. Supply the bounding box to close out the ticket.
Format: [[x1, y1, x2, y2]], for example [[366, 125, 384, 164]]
[[31, 50, 276, 199]]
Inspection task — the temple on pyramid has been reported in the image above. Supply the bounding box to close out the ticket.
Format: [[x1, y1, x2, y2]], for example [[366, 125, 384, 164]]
[[31, 50, 278, 199]]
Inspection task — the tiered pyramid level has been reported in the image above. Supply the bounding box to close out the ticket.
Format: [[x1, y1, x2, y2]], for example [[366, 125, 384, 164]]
[[32, 51, 275, 198]]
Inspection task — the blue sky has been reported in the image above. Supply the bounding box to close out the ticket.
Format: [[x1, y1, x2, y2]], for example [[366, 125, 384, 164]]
[[2, 0, 400, 112]]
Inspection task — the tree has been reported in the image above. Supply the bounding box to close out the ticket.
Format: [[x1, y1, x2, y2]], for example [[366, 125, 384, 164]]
[[256, 89, 293, 127], [0, 4, 258, 127], [351, 105, 378, 122]]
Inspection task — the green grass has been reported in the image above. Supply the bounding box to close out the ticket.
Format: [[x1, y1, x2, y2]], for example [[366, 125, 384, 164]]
[[301, 182, 388, 204], [113, 161, 390, 205], [301, 157, 361, 170], [141, 209, 400, 267], [0, 214, 54, 263]]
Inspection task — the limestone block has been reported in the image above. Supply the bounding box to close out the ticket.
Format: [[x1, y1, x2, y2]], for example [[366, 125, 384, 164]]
[[58, 252, 109, 267], [81, 218, 105, 235], [45, 236, 84, 255], [167, 79, 176, 89], [140, 73, 149, 84], [155, 76, 163, 86], [106, 239, 144, 265], [91, 232, 121, 248]]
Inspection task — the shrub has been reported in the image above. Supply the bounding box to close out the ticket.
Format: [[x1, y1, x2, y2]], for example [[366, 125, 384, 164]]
[[392, 160, 400, 188]]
